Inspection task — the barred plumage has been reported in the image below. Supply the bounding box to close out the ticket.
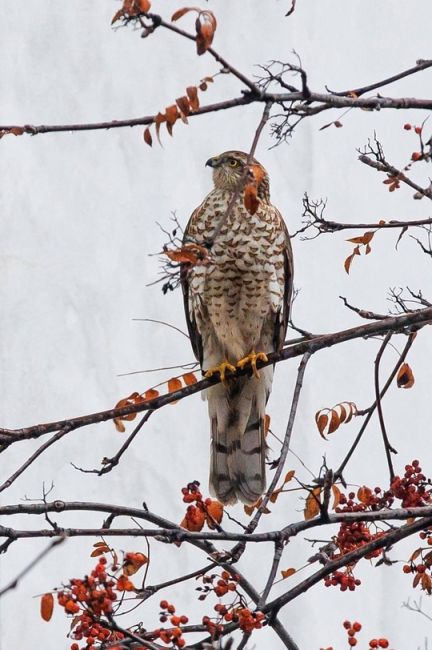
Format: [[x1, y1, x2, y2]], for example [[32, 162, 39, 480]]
[[181, 151, 293, 505]]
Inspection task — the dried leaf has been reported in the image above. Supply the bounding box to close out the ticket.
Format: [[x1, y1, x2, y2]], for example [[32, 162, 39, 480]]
[[281, 567, 296, 579], [168, 377, 183, 393], [163, 242, 209, 266], [316, 412, 329, 438], [183, 372, 197, 385], [344, 245, 360, 274], [123, 552, 148, 576], [304, 487, 321, 520], [176, 95, 191, 119], [111, 9, 124, 24], [327, 409, 339, 434], [284, 470, 295, 484], [205, 499, 224, 528], [413, 572, 422, 588], [421, 573, 432, 594], [264, 414, 271, 435], [186, 86, 199, 111], [244, 184, 259, 215], [143, 127, 152, 147], [397, 363, 415, 389], [410, 548, 422, 562], [331, 484, 341, 509], [171, 7, 197, 21], [114, 418, 126, 433], [165, 104, 179, 128], [347, 231, 375, 245], [10, 127, 24, 136], [144, 388, 160, 401], [269, 489, 281, 503], [41, 593, 54, 622], [195, 10, 217, 55], [181, 505, 206, 531]]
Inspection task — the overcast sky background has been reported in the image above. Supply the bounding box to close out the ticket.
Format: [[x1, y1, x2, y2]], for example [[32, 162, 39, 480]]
[[1, 1, 432, 648]]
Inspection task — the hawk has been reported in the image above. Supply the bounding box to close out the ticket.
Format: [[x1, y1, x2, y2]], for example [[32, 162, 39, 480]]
[[181, 151, 293, 505]]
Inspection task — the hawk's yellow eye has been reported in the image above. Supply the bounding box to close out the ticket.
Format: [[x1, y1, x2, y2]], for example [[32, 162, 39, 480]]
[[228, 159, 239, 167]]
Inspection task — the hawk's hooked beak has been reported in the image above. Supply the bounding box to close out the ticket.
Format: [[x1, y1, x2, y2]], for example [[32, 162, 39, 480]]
[[205, 157, 218, 168]]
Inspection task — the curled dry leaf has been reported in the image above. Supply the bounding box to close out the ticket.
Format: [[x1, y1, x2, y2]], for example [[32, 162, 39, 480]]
[[123, 552, 148, 576], [344, 245, 360, 274], [183, 372, 198, 385], [397, 362, 415, 388], [116, 575, 135, 592], [143, 127, 152, 147], [171, 7, 198, 21], [243, 497, 271, 516], [41, 593, 54, 622], [195, 11, 217, 55], [186, 86, 200, 112], [164, 242, 210, 266], [304, 487, 322, 520], [281, 567, 296, 579], [315, 401, 357, 439], [244, 184, 259, 215], [331, 484, 341, 509], [347, 231, 375, 246], [205, 499, 224, 529]]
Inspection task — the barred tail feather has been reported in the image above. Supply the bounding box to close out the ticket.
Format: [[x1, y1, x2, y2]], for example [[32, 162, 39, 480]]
[[208, 368, 272, 505]]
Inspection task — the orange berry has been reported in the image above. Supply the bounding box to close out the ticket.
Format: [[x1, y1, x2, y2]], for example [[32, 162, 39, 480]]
[[378, 641, 389, 648]]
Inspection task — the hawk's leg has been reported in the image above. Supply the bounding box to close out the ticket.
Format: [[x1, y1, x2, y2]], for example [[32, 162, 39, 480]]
[[236, 351, 268, 379], [204, 360, 237, 382]]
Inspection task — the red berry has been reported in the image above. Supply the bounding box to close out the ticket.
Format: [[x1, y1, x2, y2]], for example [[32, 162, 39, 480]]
[[378, 640, 389, 648], [415, 126, 422, 135], [404, 123, 412, 130], [353, 622, 362, 632], [159, 600, 169, 609], [411, 151, 422, 161], [348, 639, 357, 647], [343, 621, 351, 630]]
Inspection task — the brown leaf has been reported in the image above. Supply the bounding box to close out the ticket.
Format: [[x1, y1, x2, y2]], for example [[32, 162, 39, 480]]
[[264, 413, 271, 436], [344, 245, 360, 274], [205, 499, 224, 528], [165, 104, 179, 128], [171, 7, 197, 21], [41, 593, 54, 622], [331, 484, 341, 509], [176, 96, 191, 120], [269, 489, 281, 503], [413, 572, 422, 588], [410, 548, 422, 562], [421, 573, 432, 594], [334, 120, 343, 128], [164, 242, 209, 266], [186, 86, 199, 112], [123, 552, 148, 576], [195, 11, 217, 55], [281, 567, 296, 579], [315, 411, 329, 438], [183, 372, 197, 385], [327, 409, 340, 434], [114, 418, 126, 433], [397, 362, 415, 389], [284, 470, 295, 484], [244, 184, 259, 215], [143, 127, 152, 147], [304, 487, 321, 520], [111, 8, 124, 24], [144, 388, 160, 401], [154, 112, 166, 146]]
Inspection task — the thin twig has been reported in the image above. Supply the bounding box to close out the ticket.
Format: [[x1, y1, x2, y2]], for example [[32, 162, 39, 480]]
[[374, 333, 397, 479]]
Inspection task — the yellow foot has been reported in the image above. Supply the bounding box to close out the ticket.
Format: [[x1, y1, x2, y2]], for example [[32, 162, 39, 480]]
[[236, 351, 268, 379], [205, 360, 236, 382]]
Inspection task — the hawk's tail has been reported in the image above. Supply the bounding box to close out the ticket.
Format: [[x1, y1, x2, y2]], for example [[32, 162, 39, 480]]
[[208, 367, 272, 505]]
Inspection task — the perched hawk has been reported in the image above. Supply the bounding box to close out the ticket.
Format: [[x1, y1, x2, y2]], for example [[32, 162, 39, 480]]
[[181, 151, 293, 505]]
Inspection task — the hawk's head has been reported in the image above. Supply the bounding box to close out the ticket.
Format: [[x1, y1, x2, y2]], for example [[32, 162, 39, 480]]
[[206, 150, 269, 195]]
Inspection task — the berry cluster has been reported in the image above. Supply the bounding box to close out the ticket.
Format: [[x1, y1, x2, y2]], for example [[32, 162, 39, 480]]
[[180, 481, 223, 532], [402, 123, 430, 163], [324, 570, 361, 592], [343, 620, 362, 647], [57, 557, 123, 650], [150, 600, 189, 648], [197, 570, 239, 600], [390, 461, 431, 508]]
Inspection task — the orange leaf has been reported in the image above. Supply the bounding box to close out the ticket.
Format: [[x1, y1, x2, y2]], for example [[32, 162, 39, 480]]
[[165, 104, 179, 129], [284, 470, 295, 484], [41, 593, 54, 622], [111, 9, 124, 24], [195, 11, 217, 55], [397, 362, 415, 389], [269, 489, 281, 503], [144, 388, 160, 401], [123, 552, 148, 576], [304, 488, 321, 520], [186, 86, 200, 111], [137, 0, 151, 11], [244, 184, 259, 215], [168, 377, 183, 393], [176, 96, 191, 121], [114, 418, 126, 433], [163, 242, 209, 266], [183, 372, 197, 385], [154, 112, 166, 146], [143, 127, 152, 147], [331, 484, 341, 509], [264, 414, 271, 435], [205, 499, 224, 528], [171, 7, 197, 21], [347, 231, 375, 245], [281, 567, 296, 579]]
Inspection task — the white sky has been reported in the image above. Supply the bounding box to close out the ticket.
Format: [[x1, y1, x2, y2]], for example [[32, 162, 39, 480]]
[[1, 1, 432, 648]]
